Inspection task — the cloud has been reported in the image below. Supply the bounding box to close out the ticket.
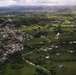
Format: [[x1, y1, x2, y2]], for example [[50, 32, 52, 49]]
[[0, 0, 16, 7], [14, 0, 76, 5], [0, 0, 76, 7]]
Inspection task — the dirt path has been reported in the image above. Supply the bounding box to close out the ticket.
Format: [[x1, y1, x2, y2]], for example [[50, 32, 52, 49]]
[[23, 57, 50, 73]]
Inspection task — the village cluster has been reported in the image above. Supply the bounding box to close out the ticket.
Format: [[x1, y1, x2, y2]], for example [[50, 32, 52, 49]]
[[0, 25, 33, 62]]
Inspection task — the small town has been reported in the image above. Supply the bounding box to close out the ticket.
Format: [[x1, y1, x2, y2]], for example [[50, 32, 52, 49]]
[[0, 25, 33, 62], [0, 3, 76, 75]]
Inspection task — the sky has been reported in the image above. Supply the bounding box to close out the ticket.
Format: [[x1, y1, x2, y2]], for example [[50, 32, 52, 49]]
[[0, 0, 76, 7]]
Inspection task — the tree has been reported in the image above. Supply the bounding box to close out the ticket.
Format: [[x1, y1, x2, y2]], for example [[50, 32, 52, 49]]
[[0, 62, 6, 74], [50, 67, 56, 75], [8, 51, 24, 64], [35, 68, 49, 75], [54, 25, 62, 34]]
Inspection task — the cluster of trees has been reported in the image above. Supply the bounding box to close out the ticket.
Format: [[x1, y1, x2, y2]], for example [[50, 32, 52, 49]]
[[54, 25, 63, 34], [35, 67, 56, 75], [0, 19, 5, 24], [50, 67, 56, 75], [34, 68, 49, 75], [12, 16, 50, 27], [7, 51, 24, 64], [34, 31, 47, 38], [7, 51, 24, 70], [0, 62, 7, 74]]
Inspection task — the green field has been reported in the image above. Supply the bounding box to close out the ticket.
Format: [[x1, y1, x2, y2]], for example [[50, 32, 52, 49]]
[[0, 12, 76, 75]]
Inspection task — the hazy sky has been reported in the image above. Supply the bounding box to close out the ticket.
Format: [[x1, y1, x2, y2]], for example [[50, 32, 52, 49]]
[[0, 0, 76, 7]]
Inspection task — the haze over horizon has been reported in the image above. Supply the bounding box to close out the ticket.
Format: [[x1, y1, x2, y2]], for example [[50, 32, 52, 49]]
[[0, 0, 76, 7]]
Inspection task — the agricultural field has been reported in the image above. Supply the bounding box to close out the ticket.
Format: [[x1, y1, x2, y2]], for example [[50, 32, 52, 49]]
[[0, 12, 76, 75]]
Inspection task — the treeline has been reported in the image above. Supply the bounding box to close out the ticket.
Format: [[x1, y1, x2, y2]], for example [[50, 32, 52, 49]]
[[12, 16, 54, 27]]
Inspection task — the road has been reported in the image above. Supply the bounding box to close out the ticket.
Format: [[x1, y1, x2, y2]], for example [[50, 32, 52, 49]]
[[0, 19, 8, 26], [25, 59, 50, 73], [22, 47, 50, 73]]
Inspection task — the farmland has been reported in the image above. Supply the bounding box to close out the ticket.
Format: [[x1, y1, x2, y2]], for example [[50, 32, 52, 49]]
[[0, 12, 76, 75]]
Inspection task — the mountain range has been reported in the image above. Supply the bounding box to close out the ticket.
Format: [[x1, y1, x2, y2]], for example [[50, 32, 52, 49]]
[[0, 5, 76, 13]]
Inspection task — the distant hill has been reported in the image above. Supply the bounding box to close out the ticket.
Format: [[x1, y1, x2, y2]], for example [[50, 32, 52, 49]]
[[0, 5, 76, 13]]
